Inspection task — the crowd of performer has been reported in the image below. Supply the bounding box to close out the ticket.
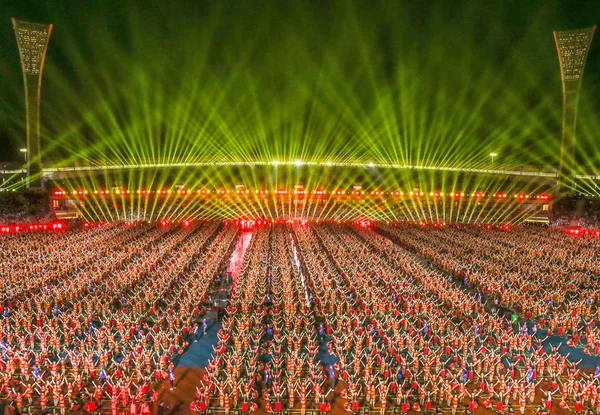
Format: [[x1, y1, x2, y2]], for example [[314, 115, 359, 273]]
[[0, 222, 238, 413], [190, 223, 600, 415], [1, 221, 599, 414], [376, 223, 600, 356]]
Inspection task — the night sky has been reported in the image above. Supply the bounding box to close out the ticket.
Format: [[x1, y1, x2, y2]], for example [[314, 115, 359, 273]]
[[0, 0, 599, 167]]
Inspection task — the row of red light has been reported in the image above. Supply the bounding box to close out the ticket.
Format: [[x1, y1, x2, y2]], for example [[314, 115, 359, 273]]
[[84, 219, 311, 228], [9, 220, 600, 238], [53, 189, 551, 200], [227, 219, 309, 226], [86, 220, 193, 228], [94, 219, 478, 229], [411, 222, 511, 230], [566, 228, 600, 236], [0, 223, 64, 233]]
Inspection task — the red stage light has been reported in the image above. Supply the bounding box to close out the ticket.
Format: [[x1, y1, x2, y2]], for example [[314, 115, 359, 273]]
[[454, 192, 460, 198], [77, 190, 83, 195], [475, 192, 482, 198], [354, 190, 361, 196], [99, 189, 106, 195], [180, 189, 187, 195], [201, 189, 207, 195], [259, 189, 265, 195], [161, 220, 167, 226], [161, 189, 167, 195], [183, 220, 190, 227], [141, 190, 147, 195], [220, 189, 226, 195], [434, 191, 440, 197], [394, 191, 400, 197], [414, 191, 421, 197], [336, 190, 342, 196], [539, 194, 550, 201], [496, 193, 504, 199], [53, 190, 63, 196], [518, 194, 525, 200], [120, 189, 126, 195]]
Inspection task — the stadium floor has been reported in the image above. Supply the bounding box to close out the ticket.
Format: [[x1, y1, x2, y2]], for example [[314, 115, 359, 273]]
[[143, 226, 600, 415], [4, 227, 598, 414], [150, 366, 583, 415]]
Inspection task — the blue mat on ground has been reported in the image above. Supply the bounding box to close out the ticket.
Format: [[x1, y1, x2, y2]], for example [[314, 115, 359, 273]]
[[506, 321, 600, 369], [512, 322, 600, 369], [175, 320, 600, 371], [178, 322, 222, 368], [317, 335, 339, 366], [537, 330, 600, 369]]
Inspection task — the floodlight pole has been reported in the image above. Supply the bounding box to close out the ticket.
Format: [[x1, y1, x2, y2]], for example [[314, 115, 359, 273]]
[[553, 26, 596, 196], [12, 18, 53, 189]]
